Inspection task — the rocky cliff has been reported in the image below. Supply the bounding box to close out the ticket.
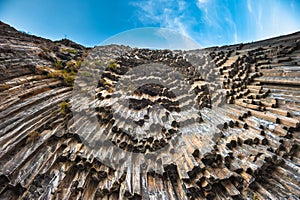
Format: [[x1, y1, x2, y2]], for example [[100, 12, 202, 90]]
[[0, 21, 300, 199]]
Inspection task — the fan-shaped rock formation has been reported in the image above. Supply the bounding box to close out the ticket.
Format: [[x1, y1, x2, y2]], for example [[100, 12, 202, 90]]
[[0, 21, 300, 199]]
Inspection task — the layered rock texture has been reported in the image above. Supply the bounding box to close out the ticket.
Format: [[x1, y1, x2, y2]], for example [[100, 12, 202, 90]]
[[0, 21, 300, 199]]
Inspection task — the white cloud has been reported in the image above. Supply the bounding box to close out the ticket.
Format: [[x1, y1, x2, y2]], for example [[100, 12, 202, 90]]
[[198, 0, 208, 4], [257, 5, 263, 32], [196, 1, 239, 43], [130, 0, 192, 38], [225, 16, 238, 43], [247, 0, 299, 41], [131, 0, 300, 47], [234, 32, 238, 43], [196, 0, 222, 28], [247, 0, 252, 13], [131, 0, 240, 46], [178, 0, 187, 11]]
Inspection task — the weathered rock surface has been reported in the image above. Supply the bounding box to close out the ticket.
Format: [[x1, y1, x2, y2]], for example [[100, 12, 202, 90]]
[[0, 21, 300, 199]]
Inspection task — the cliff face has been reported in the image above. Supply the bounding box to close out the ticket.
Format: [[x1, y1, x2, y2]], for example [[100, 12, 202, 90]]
[[0, 21, 300, 200]]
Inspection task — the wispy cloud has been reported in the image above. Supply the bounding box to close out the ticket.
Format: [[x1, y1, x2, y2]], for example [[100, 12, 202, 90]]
[[196, 0, 220, 28], [225, 17, 238, 43], [247, 0, 252, 13], [247, 0, 299, 41], [130, 0, 192, 37], [130, 0, 300, 47], [196, 0, 239, 43], [131, 0, 241, 46], [198, 0, 209, 4]]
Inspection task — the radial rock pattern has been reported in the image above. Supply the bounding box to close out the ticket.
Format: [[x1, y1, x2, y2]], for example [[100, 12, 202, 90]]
[[0, 21, 300, 199]]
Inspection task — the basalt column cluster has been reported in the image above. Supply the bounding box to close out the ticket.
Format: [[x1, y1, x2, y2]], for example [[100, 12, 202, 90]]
[[0, 21, 299, 199]]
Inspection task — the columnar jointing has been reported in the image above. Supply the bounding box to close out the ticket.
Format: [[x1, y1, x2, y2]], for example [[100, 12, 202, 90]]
[[95, 49, 206, 154], [0, 21, 300, 199]]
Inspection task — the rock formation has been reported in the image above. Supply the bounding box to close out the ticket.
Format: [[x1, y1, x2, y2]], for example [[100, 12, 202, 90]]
[[0, 21, 299, 199]]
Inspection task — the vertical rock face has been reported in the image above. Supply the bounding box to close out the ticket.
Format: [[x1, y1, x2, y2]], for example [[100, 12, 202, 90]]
[[0, 21, 300, 199]]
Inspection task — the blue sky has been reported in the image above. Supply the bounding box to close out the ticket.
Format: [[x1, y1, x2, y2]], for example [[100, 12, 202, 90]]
[[0, 0, 299, 47]]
